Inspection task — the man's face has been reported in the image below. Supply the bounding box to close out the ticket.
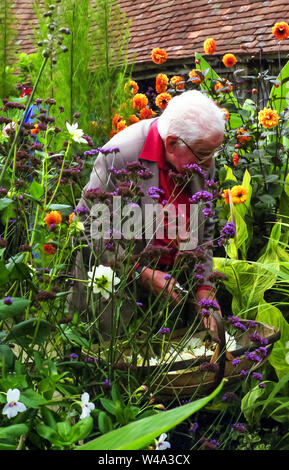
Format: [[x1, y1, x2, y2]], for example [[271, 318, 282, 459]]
[[165, 133, 224, 173]]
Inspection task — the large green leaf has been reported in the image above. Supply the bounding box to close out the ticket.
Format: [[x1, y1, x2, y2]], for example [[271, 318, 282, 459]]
[[0, 298, 31, 320], [77, 380, 224, 450], [270, 59, 289, 114], [256, 300, 289, 379], [5, 319, 51, 347]]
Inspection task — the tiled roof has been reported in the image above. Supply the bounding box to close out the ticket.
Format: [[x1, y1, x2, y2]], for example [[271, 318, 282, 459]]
[[13, 0, 289, 66]]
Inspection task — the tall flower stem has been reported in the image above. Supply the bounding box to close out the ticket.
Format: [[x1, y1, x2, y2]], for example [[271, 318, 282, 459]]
[[0, 56, 49, 186]]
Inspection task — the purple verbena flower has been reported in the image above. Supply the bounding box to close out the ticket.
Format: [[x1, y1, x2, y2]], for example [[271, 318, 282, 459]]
[[232, 423, 246, 433], [252, 372, 263, 381], [220, 222, 236, 239]]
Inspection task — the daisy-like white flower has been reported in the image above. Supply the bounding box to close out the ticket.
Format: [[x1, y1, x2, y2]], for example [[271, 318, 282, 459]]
[[87, 265, 120, 299], [66, 121, 87, 144], [155, 433, 171, 450], [80, 392, 95, 420], [2, 389, 27, 419]]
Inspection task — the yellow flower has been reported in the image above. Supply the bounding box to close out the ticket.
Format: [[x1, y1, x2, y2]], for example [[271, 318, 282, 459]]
[[204, 38, 216, 54], [155, 92, 172, 110], [155, 73, 169, 94], [132, 93, 148, 110], [258, 107, 279, 129], [139, 107, 156, 120], [151, 48, 167, 64], [170, 75, 185, 90], [188, 69, 204, 85], [222, 53, 237, 67], [230, 186, 249, 204], [272, 22, 289, 40]]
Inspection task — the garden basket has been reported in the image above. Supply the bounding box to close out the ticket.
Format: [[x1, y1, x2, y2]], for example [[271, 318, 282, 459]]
[[108, 311, 281, 399]]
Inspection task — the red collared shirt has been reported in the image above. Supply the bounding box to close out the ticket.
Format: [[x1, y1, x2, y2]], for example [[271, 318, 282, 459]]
[[139, 119, 191, 267]]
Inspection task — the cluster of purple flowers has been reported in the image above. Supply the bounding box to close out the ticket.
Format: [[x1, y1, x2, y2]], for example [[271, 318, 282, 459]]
[[220, 222, 236, 239], [159, 327, 170, 335], [181, 163, 207, 179], [148, 186, 165, 200], [198, 298, 219, 310], [248, 332, 268, 346], [232, 423, 246, 433], [227, 315, 248, 332], [189, 190, 213, 204]]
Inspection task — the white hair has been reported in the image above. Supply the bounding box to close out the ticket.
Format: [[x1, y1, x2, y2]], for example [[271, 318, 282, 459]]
[[157, 90, 225, 145]]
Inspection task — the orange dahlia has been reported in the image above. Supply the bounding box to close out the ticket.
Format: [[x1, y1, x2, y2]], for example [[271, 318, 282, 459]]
[[124, 80, 139, 95], [237, 128, 251, 143], [69, 212, 75, 224], [222, 53, 237, 67], [258, 107, 279, 129], [233, 152, 239, 166], [43, 243, 56, 255], [221, 108, 230, 121], [215, 79, 233, 94], [116, 120, 127, 132], [151, 48, 168, 65], [128, 114, 140, 125], [222, 189, 230, 205], [155, 73, 169, 94], [132, 93, 148, 110], [155, 92, 172, 110], [44, 210, 62, 228], [140, 107, 157, 120], [272, 22, 289, 40], [112, 114, 123, 129], [188, 69, 204, 85], [204, 38, 216, 54], [230, 185, 249, 204], [170, 75, 185, 90]]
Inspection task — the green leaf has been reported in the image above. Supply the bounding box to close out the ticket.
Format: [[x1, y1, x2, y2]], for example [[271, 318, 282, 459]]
[[0, 298, 31, 320], [48, 204, 72, 215], [5, 318, 51, 347], [77, 380, 224, 450], [21, 388, 48, 408], [100, 397, 116, 415], [27, 180, 44, 201], [0, 344, 16, 370], [69, 417, 93, 443], [0, 424, 29, 440], [0, 198, 13, 211], [98, 411, 113, 434]]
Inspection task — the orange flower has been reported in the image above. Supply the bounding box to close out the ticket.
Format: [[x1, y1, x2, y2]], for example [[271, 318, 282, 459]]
[[155, 92, 172, 110], [31, 123, 40, 135], [132, 93, 148, 110], [116, 120, 127, 132], [43, 243, 56, 255], [258, 107, 279, 129], [155, 73, 169, 94], [221, 108, 230, 121], [128, 114, 140, 125], [151, 48, 167, 64], [237, 128, 251, 143], [124, 80, 139, 95], [69, 212, 75, 224], [215, 79, 233, 94], [170, 75, 185, 90], [222, 189, 230, 205], [44, 210, 62, 228], [233, 152, 239, 166], [230, 185, 249, 204], [204, 38, 216, 54], [272, 22, 289, 40], [188, 69, 204, 85], [139, 107, 156, 120], [222, 53, 237, 67], [112, 114, 123, 129]]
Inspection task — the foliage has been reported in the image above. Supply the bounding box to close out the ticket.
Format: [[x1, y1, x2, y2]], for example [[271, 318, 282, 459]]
[[0, 0, 19, 97]]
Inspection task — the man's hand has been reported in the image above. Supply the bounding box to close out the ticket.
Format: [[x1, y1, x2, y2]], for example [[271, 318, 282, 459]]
[[138, 267, 184, 306], [195, 287, 222, 332]]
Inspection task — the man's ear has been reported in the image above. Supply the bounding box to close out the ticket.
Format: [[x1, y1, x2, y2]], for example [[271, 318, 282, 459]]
[[164, 135, 178, 158]]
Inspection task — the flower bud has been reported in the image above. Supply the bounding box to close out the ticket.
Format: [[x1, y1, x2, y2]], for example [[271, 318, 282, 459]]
[[252, 88, 258, 94]]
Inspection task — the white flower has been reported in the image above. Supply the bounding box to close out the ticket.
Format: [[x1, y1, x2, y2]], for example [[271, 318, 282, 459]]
[[80, 392, 95, 420], [155, 433, 171, 450], [87, 265, 120, 299], [2, 389, 27, 419], [66, 121, 87, 144]]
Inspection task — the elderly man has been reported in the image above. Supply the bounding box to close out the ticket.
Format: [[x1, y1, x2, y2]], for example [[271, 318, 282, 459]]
[[69, 90, 225, 334]]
